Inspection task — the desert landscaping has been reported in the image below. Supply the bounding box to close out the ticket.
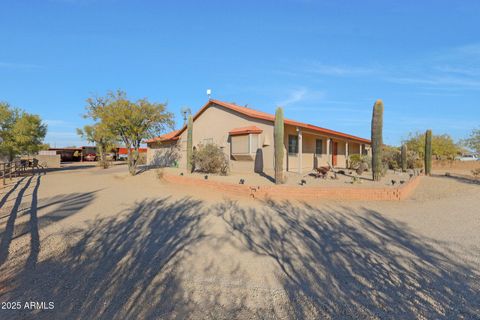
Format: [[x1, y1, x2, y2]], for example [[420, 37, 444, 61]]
[[2, 2, 480, 319], [0, 163, 479, 319]]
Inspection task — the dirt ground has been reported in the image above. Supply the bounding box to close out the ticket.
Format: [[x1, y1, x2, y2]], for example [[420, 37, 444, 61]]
[[0, 163, 479, 319]]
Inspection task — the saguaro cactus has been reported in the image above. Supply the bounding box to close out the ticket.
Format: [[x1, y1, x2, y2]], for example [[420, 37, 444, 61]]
[[186, 115, 193, 172], [425, 129, 432, 175], [274, 107, 285, 184], [371, 99, 384, 181], [401, 144, 407, 172]]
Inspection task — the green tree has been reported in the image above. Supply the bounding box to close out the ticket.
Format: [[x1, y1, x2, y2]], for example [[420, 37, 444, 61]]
[[403, 132, 460, 160], [461, 128, 480, 154], [77, 123, 116, 168], [0, 102, 47, 160], [85, 90, 173, 175]]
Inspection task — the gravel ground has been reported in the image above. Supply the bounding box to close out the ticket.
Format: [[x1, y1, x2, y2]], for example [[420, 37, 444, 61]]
[[0, 163, 479, 319], [158, 167, 413, 188]]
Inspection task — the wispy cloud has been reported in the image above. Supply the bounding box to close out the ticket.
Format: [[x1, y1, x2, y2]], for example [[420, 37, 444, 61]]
[[307, 63, 376, 76], [276, 87, 325, 107], [390, 43, 480, 90], [385, 75, 480, 88], [45, 131, 83, 147], [277, 88, 307, 106], [44, 119, 72, 127], [0, 62, 43, 70], [278, 43, 480, 92]]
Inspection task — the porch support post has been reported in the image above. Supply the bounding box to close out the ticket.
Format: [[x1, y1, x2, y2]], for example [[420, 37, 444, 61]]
[[360, 143, 363, 155], [345, 141, 349, 167], [326, 138, 331, 165], [298, 128, 302, 174]]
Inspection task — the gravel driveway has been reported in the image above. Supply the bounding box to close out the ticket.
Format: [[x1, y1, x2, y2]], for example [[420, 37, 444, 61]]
[[0, 164, 479, 319]]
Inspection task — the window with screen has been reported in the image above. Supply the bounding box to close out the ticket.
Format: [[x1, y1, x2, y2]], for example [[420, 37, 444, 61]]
[[315, 139, 323, 154], [231, 135, 250, 154], [288, 135, 298, 154]]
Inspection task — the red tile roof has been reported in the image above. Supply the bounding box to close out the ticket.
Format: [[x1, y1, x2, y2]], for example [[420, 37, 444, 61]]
[[229, 126, 263, 136], [118, 147, 147, 155], [149, 100, 371, 144], [145, 130, 180, 143]]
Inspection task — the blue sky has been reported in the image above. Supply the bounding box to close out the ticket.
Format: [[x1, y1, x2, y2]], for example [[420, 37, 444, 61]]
[[1, 0, 479, 147]]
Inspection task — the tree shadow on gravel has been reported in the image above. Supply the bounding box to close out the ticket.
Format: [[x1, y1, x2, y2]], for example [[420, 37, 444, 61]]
[[1, 197, 211, 320], [215, 200, 480, 319], [0, 174, 97, 268]]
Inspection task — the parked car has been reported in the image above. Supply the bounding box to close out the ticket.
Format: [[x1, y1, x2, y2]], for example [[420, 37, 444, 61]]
[[455, 154, 478, 161], [84, 153, 97, 161]]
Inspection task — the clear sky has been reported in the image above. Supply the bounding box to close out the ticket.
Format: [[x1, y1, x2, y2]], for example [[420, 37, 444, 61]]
[[1, 0, 479, 147]]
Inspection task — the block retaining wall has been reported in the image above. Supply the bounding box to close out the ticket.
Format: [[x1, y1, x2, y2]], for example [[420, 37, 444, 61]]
[[162, 173, 422, 201]]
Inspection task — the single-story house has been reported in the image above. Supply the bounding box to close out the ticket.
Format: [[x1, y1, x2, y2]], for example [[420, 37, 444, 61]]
[[146, 99, 371, 173]]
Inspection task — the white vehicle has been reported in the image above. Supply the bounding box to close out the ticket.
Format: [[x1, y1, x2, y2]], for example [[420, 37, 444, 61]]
[[456, 154, 478, 161]]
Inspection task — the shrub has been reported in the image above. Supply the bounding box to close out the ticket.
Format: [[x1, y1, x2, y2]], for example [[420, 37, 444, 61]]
[[356, 162, 368, 176], [348, 154, 362, 169], [382, 145, 401, 170], [348, 154, 371, 170], [97, 159, 110, 169], [472, 168, 480, 178], [192, 143, 229, 175]]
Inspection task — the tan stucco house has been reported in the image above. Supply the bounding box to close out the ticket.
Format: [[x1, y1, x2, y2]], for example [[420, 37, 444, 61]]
[[146, 99, 371, 174]]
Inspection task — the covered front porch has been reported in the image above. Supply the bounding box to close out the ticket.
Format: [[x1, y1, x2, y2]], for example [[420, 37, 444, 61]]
[[284, 125, 370, 173]]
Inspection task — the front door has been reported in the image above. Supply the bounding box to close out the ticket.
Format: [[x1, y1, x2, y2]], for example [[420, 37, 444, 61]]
[[332, 141, 338, 166]]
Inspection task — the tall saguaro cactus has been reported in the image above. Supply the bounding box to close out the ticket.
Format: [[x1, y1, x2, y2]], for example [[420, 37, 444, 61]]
[[371, 99, 384, 181], [425, 129, 432, 175], [401, 144, 407, 172], [186, 115, 193, 172], [274, 107, 285, 184]]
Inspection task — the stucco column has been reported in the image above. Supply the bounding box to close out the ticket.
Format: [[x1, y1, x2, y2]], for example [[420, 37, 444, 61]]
[[345, 141, 349, 167], [326, 138, 331, 165], [360, 143, 363, 155], [298, 128, 302, 174]]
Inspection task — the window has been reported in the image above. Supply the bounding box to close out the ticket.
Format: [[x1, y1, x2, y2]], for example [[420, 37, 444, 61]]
[[288, 135, 298, 154], [315, 139, 323, 154], [231, 133, 260, 160], [231, 135, 250, 154]]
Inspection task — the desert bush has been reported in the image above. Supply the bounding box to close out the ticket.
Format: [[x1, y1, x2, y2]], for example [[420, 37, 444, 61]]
[[348, 154, 362, 169], [192, 143, 229, 175], [472, 168, 480, 178], [356, 162, 368, 176], [97, 159, 110, 169], [382, 145, 401, 170], [413, 158, 424, 169], [348, 154, 371, 170]]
